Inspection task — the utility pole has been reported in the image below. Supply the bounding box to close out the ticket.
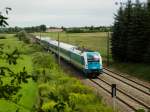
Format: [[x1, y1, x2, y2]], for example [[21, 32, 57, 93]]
[[107, 31, 110, 67], [58, 32, 60, 67], [40, 26, 41, 40], [67, 33, 69, 44], [40, 32, 41, 40]]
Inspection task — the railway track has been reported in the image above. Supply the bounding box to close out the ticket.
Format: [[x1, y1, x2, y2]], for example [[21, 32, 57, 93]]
[[90, 77, 150, 111], [90, 79, 137, 111], [88, 68, 150, 111], [104, 68, 150, 90], [103, 68, 150, 96]]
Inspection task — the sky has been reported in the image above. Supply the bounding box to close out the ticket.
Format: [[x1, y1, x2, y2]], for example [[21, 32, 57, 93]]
[[0, 0, 147, 27]]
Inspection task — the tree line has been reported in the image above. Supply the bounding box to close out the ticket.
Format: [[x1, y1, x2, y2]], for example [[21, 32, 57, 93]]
[[112, 0, 150, 63], [0, 25, 112, 33], [0, 25, 46, 33], [65, 26, 112, 33]]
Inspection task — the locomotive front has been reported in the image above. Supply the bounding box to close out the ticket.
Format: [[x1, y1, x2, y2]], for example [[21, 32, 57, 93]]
[[84, 52, 103, 77]]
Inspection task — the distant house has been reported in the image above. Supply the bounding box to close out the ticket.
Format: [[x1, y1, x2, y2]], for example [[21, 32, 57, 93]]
[[46, 28, 63, 32]]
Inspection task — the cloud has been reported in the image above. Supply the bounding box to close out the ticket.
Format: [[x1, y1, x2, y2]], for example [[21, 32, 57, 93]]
[[1, 0, 119, 27]]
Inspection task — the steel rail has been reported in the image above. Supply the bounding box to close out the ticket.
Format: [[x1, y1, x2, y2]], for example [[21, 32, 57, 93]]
[[103, 69, 150, 96], [97, 76, 150, 109], [104, 67, 150, 90], [90, 79, 137, 111]]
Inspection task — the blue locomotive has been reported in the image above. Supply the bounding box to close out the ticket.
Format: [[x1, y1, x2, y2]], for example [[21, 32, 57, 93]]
[[35, 36, 103, 77]]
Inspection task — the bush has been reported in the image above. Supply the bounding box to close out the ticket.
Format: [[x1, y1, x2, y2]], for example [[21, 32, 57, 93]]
[[16, 30, 30, 44], [0, 36, 6, 39], [69, 93, 95, 105], [70, 82, 92, 94], [42, 100, 56, 112]]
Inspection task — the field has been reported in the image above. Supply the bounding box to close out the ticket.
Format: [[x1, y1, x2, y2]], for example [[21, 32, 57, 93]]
[[35, 32, 150, 82], [0, 34, 38, 112]]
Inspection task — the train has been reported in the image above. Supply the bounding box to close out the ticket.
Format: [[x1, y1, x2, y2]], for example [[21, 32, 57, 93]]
[[34, 36, 103, 77]]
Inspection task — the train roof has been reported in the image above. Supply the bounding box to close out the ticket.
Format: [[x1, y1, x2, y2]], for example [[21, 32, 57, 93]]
[[35, 36, 98, 56], [35, 36, 83, 55]]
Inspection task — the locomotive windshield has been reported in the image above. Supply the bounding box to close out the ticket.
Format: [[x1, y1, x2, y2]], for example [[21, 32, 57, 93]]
[[87, 53, 99, 62]]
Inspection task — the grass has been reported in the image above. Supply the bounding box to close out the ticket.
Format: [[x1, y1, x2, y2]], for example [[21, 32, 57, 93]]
[[17, 80, 38, 111], [0, 34, 38, 112], [34, 32, 150, 82], [110, 62, 150, 81]]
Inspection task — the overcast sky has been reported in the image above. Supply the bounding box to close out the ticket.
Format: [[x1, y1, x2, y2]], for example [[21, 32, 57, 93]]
[[0, 0, 147, 27]]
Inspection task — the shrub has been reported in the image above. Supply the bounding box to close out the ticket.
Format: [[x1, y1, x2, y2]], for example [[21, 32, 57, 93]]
[[69, 93, 96, 105], [42, 100, 56, 112], [32, 52, 55, 69], [70, 82, 92, 94], [0, 35, 6, 39], [16, 30, 30, 44]]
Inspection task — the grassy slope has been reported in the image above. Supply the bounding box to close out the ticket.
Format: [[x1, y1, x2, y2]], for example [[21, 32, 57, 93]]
[[111, 62, 150, 81], [0, 34, 37, 112], [34, 32, 150, 82]]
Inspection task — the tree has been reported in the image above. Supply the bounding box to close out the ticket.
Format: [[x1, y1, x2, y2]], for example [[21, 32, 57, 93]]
[[40, 24, 47, 32], [148, 0, 150, 9], [0, 7, 11, 27], [0, 48, 32, 99], [143, 0, 150, 63], [112, 0, 150, 63], [112, 6, 127, 61], [126, 0, 148, 62]]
